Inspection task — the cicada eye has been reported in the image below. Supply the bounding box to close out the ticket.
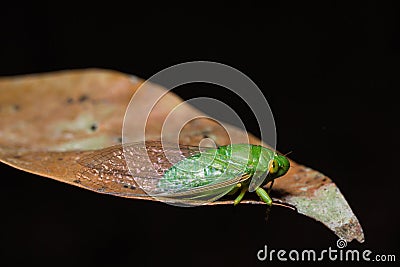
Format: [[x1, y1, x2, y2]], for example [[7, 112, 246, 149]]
[[268, 159, 279, 174]]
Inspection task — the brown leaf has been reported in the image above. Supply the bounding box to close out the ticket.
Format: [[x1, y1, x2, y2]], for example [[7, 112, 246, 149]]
[[0, 69, 364, 243]]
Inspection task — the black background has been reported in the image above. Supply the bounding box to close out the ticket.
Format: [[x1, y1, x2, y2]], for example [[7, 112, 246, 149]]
[[0, 1, 398, 267]]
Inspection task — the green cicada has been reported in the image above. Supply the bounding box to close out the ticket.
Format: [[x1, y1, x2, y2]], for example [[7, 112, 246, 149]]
[[76, 141, 290, 206]]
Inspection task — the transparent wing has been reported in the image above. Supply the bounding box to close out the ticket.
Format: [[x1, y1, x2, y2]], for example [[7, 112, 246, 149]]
[[155, 174, 251, 207], [76, 140, 249, 203], [76, 144, 146, 196], [161, 173, 249, 196], [248, 171, 268, 192]]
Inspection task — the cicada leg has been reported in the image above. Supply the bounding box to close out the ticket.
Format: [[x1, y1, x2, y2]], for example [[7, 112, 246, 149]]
[[234, 186, 248, 206], [267, 180, 274, 194], [227, 183, 242, 195], [255, 187, 272, 206]]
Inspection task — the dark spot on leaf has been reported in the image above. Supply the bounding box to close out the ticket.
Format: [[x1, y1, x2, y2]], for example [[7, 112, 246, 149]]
[[97, 187, 106, 192], [13, 104, 20, 111], [66, 97, 74, 104], [117, 137, 122, 143], [79, 95, 89, 102], [14, 155, 21, 159], [73, 179, 81, 184], [90, 123, 98, 131], [322, 178, 327, 182], [123, 184, 128, 188], [58, 157, 63, 161], [130, 185, 136, 190]]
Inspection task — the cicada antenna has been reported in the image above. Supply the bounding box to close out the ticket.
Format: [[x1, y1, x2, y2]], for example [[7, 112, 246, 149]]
[[283, 151, 293, 157]]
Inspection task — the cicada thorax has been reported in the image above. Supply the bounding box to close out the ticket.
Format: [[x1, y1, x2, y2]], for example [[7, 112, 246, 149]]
[[251, 145, 277, 188]]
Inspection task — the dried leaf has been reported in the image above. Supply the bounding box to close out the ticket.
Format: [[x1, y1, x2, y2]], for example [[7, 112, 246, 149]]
[[0, 69, 364, 243]]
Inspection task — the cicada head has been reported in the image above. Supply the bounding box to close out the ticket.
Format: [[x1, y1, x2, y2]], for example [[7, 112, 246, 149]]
[[249, 147, 290, 192], [269, 154, 290, 179]]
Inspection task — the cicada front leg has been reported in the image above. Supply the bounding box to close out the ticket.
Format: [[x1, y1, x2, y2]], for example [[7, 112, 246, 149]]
[[255, 187, 272, 206]]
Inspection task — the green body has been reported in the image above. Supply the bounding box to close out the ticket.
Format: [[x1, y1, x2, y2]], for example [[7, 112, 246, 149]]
[[159, 144, 290, 205]]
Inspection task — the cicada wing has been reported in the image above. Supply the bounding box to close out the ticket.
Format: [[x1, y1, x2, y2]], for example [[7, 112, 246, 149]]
[[76, 141, 229, 197], [76, 144, 146, 196], [76, 141, 253, 205], [155, 187, 234, 207], [155, 174, 251, 206], [248, 171, 268, 192], [160, 173, 250, 196]]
